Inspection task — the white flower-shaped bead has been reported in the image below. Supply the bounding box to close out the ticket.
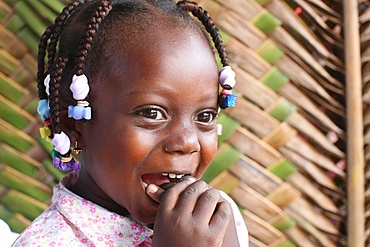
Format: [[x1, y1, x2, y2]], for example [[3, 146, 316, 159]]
[[219, 66, 236, 89], [70, 74, 90, 100], [52, 132, 71, 155]]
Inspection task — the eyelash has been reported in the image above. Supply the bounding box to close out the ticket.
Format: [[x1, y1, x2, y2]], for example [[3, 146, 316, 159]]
[[135, 107, 217, 124], [137, 108, 166, 120], [194, 111, 217, 124]]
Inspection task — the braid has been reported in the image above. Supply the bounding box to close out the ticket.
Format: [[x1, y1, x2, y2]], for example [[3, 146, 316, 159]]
[[37, 0, 89, 100], [74, 0, 112, 75], [47, 0, 88, 74], [37, 26, 53, 100], [177, 1, 229, 66], [49, 55, 69, 134]]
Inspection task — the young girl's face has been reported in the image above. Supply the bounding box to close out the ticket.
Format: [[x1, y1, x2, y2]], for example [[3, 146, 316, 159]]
[[75, 23, 219, 224]]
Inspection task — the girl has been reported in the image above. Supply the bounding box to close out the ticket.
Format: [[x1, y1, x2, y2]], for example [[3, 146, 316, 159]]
[[13, 0, 248, 246]]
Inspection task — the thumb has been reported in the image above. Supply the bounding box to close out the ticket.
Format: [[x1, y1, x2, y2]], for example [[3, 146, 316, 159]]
[[145, 183, 165, 203]]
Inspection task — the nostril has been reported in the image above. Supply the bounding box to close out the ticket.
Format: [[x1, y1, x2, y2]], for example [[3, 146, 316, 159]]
[[163, 143, 200, 154], [163, 124, 201, 154]]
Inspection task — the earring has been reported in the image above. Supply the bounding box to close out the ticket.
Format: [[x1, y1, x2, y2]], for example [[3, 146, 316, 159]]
[[73, 140, 83, 155]]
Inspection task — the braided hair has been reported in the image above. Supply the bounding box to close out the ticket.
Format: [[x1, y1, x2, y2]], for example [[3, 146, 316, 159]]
[[37, 0, 232, 171]]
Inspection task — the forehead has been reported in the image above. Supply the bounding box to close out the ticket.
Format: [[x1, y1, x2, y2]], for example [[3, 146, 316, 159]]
[[95, 18, 218, 81], [87, 21, 219, 106]]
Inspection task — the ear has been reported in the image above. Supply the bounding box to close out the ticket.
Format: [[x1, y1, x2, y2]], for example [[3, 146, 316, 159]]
[[60, 109, 81, 147]]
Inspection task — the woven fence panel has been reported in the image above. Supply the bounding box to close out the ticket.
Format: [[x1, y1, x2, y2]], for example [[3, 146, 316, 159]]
[[0, 0, 356, 246], [195, 0, 347, 246]]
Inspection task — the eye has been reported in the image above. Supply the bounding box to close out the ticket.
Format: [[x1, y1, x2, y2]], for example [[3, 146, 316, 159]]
[[138, 108, 166, 120], [195, 111, 217, 124]]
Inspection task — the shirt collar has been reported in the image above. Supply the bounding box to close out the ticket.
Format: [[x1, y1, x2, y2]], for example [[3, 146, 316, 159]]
[[52, 173, 153, 246]]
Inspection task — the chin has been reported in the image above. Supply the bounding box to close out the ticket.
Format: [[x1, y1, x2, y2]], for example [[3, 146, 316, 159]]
[[130, 199, 158, 224]]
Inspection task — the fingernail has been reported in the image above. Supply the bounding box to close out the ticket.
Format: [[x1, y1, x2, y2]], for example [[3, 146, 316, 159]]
[[147, 184, 159, 194], [183, 176, 197, 183]]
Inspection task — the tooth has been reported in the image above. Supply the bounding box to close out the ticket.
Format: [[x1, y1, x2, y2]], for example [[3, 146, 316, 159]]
[[176, 174, 184, 179], [168, 173, 176, 179], [162, 173, 168, 176]]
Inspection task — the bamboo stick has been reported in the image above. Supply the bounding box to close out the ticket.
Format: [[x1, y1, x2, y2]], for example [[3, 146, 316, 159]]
[[344, 0, 365, 246]]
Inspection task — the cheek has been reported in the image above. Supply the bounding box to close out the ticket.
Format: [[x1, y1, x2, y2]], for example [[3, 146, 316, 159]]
[[198, 132, 218, 174]]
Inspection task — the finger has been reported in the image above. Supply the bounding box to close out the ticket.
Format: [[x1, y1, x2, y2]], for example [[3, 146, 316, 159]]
[[192, 188, 221, 223], [146, 183, 165, 203], [209, 200, 231, 235], [174, 180, 210, 214], [158, 176, 197, 210], [219, 209, 240, 246]]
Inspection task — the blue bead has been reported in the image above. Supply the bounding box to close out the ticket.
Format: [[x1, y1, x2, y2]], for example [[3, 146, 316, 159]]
[[224, 94, 237, 107], [68, 105, 74, 118], [37, 99, 50, 120], [84, 107, 92, 120], [68, 105, 92, 120]]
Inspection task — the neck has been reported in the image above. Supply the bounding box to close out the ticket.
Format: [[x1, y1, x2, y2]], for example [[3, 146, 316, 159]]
[[70, 167, 131, 217]]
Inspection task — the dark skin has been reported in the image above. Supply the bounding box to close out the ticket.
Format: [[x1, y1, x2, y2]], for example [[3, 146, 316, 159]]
[[146, 179, 239, 246], [61, 20, 239, 246]]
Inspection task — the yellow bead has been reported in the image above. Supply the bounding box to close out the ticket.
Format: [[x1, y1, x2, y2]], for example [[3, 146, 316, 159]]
[[39, 126, 51, 139], [61, 154, 73, 162]]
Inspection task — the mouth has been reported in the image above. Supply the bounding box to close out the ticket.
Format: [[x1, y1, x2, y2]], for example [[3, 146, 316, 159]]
[[141, 172, 192, 190]]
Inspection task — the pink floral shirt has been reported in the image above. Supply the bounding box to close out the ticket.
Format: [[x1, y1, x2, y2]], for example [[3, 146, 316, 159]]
[[12, 173, 248, 246]]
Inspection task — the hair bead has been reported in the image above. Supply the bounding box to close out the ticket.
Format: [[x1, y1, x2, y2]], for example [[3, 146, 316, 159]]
[[70, 74, 90, 100], [52, 132, 71, 155], [68, 74, 92, 120], [37, 99, 50, 121], [220, 89, 233, 95], [218, 66, 237, 108], [68, 104, 92, 120], [40, 126, 52, 139], [53, 154, 81, 173], [219, 66, 236, 89], [218, 93, 237, 109], [44, 74, 51, 96]]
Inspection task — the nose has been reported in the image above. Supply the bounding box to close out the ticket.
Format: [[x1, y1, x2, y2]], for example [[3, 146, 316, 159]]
[[163, 124, 201, 154]]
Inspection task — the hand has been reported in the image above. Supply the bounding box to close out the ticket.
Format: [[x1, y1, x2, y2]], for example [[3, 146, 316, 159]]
[[146, 177, 239, 247]]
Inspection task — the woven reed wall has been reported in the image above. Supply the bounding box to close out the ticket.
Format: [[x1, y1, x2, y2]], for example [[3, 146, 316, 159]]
[[1, 0, 369, 246], [197, 1, 347, 246]]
